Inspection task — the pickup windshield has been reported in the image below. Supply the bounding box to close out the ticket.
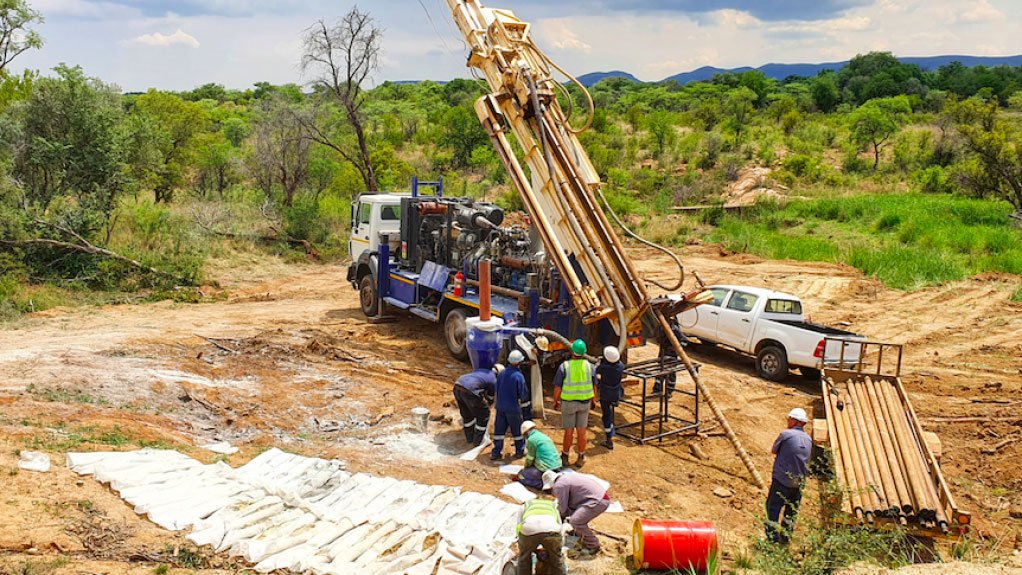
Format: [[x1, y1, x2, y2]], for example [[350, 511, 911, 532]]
[[765, 299, 802, 314]]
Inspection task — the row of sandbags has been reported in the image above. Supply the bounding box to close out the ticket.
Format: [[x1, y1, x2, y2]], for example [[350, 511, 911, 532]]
[[68, 448, 517, 575]]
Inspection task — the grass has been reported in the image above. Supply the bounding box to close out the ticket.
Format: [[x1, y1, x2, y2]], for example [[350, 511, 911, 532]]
[[704, 194, 1022, 289], [1011, 285, 1022, 302], [748, 523, 912, 575], [23, 423, 180, 452], [26, 384, 110, 406]]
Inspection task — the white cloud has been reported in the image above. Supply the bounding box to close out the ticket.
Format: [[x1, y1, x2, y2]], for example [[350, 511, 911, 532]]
[[536, 20, 592, 53], [131, 29, 200, 48], [769, 15, 871, 35], [713, 9, 761, 29], [960, 0, 1004, 22]]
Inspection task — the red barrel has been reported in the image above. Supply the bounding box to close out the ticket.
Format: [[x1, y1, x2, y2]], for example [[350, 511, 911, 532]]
[[632, 519, 718, 572]]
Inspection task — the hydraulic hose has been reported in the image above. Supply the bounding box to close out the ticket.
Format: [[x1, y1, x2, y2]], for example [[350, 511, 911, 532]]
[[596, 188, 686, 292], [526, 72, 628, 352]]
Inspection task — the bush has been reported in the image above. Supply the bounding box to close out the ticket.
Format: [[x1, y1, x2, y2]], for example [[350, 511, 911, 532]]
[[782, 153, 824, 181], [913, 166, 953, 194]]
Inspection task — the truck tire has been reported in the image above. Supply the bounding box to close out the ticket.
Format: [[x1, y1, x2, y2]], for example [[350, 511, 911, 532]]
[[756, 345, 789, 381], [444, 308, 469, 361], [359, 275, 379, 317]]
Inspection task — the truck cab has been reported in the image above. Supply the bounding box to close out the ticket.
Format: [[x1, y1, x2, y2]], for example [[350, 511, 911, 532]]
[[349, 194, 402, 259]]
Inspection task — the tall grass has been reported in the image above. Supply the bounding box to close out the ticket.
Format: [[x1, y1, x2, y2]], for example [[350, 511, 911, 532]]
[[708, 194, 1022, 289]]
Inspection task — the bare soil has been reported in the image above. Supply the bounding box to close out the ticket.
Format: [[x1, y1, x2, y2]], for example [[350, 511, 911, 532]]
[[2, 244, 1021, 574]]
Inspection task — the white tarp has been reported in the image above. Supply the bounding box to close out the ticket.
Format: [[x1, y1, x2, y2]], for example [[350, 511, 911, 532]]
[[68, 448, 517, 575]]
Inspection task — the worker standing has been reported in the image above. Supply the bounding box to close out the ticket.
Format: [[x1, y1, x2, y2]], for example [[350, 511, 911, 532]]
[[543, 470, 609, 555], [652, 319, 687, 398], [492, 350, 530, 460], [765, 407, 812, 545], [517, 420, 562, 489], [453, 366, 497, 445], [515, 495, 566, 575], [552, 339, 596, 467], [595, 346, 624, 450]]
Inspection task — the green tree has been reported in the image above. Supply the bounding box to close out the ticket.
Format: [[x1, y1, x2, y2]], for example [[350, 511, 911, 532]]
[[848, 96, 912, 170], [193, 131, 235, 197], [222, 116, 248, 147], [644, 110, 675, 158], [0, 0, 43, 74], [946, 97, 1022, 215], [440, 106, 487, 168], [811, 74, 841, 112], [133, 90, 210, 202], [6, 64, 123, 234], [723, 86, 757, 145]]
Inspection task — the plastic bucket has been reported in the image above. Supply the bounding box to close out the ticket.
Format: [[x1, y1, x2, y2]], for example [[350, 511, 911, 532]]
[[632, 519, 717, 572], [411, 407, 430, 433]]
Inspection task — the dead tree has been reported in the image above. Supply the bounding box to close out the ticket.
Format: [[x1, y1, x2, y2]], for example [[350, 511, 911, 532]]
[[301, 7, 381, 193], [250, 95, 311, 207]]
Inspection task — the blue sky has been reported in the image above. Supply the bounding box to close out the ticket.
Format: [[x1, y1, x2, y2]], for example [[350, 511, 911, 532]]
[[14, 0, 1022, 91]]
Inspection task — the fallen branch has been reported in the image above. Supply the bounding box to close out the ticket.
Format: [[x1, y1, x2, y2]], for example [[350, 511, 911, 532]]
[[196, 335, 238, 354], [2, 220, 192, 285], [592, 528, 627, 543], [982, 435, 1019, 455]]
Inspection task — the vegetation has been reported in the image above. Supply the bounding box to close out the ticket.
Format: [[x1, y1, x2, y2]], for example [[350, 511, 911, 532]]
[[0, 0, 1021, 321]]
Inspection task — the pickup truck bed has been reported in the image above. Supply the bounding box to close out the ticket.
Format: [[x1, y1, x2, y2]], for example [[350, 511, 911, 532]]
[[772, 320, 858, 337]]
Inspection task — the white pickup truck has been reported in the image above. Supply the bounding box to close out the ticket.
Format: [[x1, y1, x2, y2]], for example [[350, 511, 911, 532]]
[[678, 284, 865, 381]]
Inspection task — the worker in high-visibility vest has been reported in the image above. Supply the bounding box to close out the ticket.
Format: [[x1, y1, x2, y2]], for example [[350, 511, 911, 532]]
[[515, 496, 566, 575], [552, 339, 596, 468]]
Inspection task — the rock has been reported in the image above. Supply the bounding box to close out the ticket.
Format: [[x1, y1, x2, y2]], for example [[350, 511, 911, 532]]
[[1010, 505, 1022, 519], [713, 487, 733, 499]]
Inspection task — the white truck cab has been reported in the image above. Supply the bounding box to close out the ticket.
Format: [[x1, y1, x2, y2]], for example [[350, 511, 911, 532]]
[[349, 194, 403, 258]]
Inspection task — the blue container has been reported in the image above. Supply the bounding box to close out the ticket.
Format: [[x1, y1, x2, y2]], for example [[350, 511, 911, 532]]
[[467, 323, 503, 370]]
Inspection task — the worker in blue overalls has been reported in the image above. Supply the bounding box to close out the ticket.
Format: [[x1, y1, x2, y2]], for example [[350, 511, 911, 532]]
[[492, 350, 530, 460], [454, 365, 497, 445]]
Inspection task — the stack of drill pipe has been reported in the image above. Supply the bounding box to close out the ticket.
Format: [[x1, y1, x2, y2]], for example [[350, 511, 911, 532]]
[[825, 377, 949, 532]]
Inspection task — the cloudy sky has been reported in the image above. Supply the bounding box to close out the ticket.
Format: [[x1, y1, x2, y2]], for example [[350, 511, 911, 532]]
[[13, 0, 1022, 92]]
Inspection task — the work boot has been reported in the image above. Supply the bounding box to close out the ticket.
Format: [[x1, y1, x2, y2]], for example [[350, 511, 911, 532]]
[[575, 454, 586, 468], [512, 451, 526, 459], [560, 452, 570, 465], [489, 451, 502, 461], [601, 436, 614, 450]]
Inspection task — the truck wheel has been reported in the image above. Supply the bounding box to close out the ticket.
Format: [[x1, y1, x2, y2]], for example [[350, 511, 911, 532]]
[[756, 345, 789, 381], [444, 308, 469, 361], [800, 367, 822, 381], [359, 275, 379, 317]]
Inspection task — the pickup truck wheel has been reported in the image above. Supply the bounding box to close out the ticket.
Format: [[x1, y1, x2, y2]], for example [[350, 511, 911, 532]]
[[444, 308, 469, 361], [359, 275, 379, 317], [756, 345, 789, 381]]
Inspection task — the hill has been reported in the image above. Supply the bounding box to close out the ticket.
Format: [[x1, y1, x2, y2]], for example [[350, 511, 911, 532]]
[[579, 54, 1022, 85], [576, 70, 640, 87]]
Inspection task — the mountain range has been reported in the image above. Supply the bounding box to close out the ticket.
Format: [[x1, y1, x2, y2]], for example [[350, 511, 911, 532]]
[[574, 55, 1022, 87]]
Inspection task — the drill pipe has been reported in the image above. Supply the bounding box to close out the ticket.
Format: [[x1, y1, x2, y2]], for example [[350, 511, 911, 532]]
[[826, 387, 865, 520], [853, 380, 909, 517], [836, 388, 879, 520], [847, 381, 897, 516], [880, 379, 940, 523], [867, 377, 917, 517], [822, 380, 855, 519]]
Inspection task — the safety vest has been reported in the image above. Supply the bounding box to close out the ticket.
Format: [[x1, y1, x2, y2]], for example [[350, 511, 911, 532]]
[[517, 498, 561, 535], [560, 359, 594, 401]]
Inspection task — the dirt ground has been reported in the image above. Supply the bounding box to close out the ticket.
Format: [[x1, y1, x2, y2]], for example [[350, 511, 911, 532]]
[[1, 242, 1021, 575]]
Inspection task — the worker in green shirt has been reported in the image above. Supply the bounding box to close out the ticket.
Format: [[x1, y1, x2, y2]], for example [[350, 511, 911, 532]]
[[517, 420, 563, 489]]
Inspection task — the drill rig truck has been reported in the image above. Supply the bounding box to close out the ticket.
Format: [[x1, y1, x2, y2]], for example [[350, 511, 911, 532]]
[[347, 0, 767, 487]]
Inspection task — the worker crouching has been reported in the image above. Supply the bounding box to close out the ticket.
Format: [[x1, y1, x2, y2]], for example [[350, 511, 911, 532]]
[[453, 365, 497, 445], [515, 495, 566, 575], [492, 350, 530, 460], [517, 420, 562, 489], [542, 470, 609, 555]]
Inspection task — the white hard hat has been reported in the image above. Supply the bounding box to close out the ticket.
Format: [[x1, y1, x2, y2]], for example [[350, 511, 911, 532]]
[[603, 346, 621, 363], [521, 420, 537, 435], [508, 350, 525, 365], [788, 408, 808, 423], [542, 470, 560, 491], [493, 364, 505, 375]]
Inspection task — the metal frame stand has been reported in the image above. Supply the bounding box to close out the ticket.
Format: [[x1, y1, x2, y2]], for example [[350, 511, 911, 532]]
[[616, 357, 700, 444]]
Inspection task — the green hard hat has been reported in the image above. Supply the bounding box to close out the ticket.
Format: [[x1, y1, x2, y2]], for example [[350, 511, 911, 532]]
[[571, 339, 587, 355]]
